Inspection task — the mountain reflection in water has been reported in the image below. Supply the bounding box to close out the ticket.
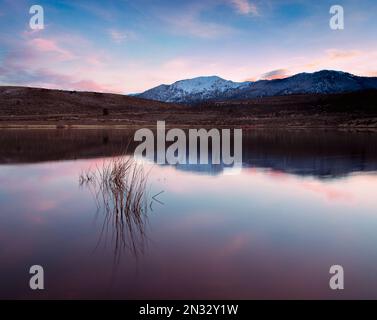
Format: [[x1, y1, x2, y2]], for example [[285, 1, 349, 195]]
[[1, 129, 377, 178]]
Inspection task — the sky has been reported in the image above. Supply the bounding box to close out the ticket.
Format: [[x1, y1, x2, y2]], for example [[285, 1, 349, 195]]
[[0, 0, 377, 94]]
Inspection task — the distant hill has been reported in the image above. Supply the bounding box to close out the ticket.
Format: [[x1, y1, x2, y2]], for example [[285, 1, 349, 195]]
[[0, 86, 185, 127], [0, 86, 182, 116], [137, 70, 377, 104]]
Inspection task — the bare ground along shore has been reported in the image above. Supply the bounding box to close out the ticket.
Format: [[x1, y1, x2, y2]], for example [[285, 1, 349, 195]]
[[1, 86, 377, 129]]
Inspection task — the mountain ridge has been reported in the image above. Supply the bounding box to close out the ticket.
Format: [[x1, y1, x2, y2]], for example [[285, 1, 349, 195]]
[[137, 70, 377, 104]]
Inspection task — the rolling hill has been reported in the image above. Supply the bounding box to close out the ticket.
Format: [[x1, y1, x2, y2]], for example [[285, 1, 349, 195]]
[[0, 85, 376, 128]]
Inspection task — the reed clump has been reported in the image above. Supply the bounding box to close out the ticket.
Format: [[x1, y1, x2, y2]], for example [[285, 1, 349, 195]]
[[79, 155, 150, 261]]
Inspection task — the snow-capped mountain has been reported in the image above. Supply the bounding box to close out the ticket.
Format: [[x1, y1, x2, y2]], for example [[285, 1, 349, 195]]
[[137, 71, 377, 104], [233, 70, 377, 99], [137, 76, 250, 103]]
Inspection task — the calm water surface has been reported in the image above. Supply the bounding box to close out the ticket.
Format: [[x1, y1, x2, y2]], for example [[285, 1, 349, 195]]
[[1, 129, 377, 299]]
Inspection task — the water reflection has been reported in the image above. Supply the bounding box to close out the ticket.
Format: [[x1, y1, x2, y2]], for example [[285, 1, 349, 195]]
[[1, 129, 377, 299], [79, 155, 153, 261], [1, 129, 377, 179]]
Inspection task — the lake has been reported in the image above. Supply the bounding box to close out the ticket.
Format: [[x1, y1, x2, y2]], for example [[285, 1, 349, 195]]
[[1, 129, 377, 299]]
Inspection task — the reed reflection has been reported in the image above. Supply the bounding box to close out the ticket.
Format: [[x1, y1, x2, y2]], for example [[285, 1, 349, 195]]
[[79, 155, 153, 262]]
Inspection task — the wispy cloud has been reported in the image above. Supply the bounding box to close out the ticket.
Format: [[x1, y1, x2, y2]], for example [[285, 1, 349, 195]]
[[325, 49, 362, 60], [28, 38, 75, 60], [163, 10, 236, 39], [0, 60, 114, 93], [0, 32, 122, 93], [108, 29, 133, 44], [228, 0, 258, 16], [260, 69, 290, 80], [304, 49, 365, 70]]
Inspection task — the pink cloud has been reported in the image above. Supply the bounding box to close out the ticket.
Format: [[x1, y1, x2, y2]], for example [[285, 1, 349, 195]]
[[29, 69, 120, 92], [229, 0, 258, 16], [303, 49, 365, 70], [162, 8, 236, 39], [73, 79, 114, 92], [29, 38, 75, 60], [326, 49, 362, 60], [0, 32, 126, 93], [22, 29, 43, 37]]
